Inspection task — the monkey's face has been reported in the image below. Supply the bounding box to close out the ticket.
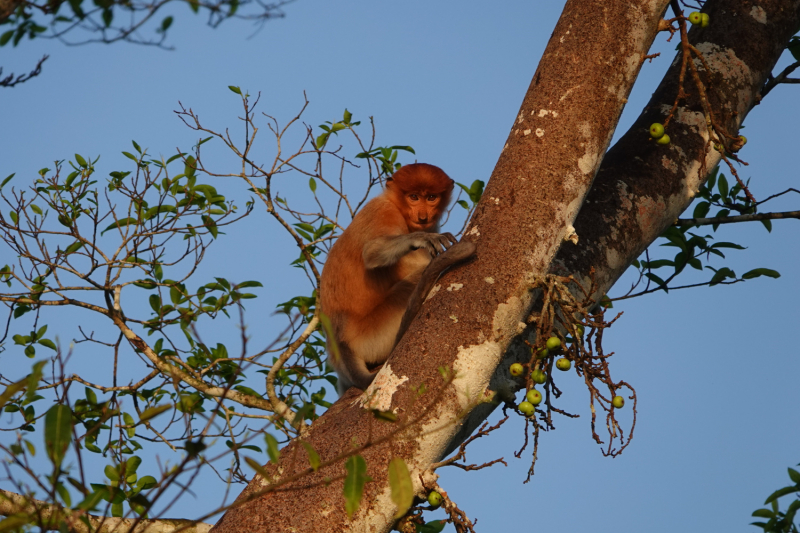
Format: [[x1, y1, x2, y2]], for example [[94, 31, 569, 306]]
[[403, 192, 445, 231]]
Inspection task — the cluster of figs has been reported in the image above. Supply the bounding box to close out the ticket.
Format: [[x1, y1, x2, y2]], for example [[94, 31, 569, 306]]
[[509, 327, 625, 416]]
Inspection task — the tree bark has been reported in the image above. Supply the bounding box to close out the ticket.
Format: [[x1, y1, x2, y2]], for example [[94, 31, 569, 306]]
[[449, 0, 800, 458], [212, 0, 800, 532], [211, 1, 671, 531]]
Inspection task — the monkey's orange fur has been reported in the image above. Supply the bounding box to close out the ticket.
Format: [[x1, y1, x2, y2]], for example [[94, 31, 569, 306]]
[[320, 163, 462, 393]]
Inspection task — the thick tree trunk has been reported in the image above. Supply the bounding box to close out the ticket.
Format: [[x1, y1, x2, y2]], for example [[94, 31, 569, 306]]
[[211, 1, 669, 532], [211, 0, 799, 531], [449, 0, 800, 459]]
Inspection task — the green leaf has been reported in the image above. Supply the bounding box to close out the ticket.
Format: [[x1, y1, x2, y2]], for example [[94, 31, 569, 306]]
[[388, 457, 413, 519], [301, 441, 320, 471], [643, 259, 674, 269], [136, 475, 158, 490], [344, 455, 369, 519], [9, 211, 18, 226], [38, 339, 57, 351], [160, 15, 173, 32], [718, 173, 729, 199], [752, 509, 775, 519], [265, 433, 280, 463], [309, 177, 317, 193], [788, 37, 800, 61], [712, 242, 746, 250], [149, 294, 161, 313], [44, 404, 73, 467], [692, 201, 710, 219], [0, 173, 14, 189], [761, 219, 772, 232], [0, 515, 30, 531], [140, 404, 171, 421], [75, 154, 88, 167], [244, 456, 271, 481], [343, 109, 352, 123], [0, 30, 14, 47], [234, 280, 263, 289], [64, 241, 84, 254], [788, 468, 800, 484], [708, 267, 734, 286], [101, 217, 138, 235], [0, 380, 26, 411], [416, 520, 447, 533], [764, 485, 798, 504], [228, 86, 242, 95], [85, 387, 97, 404], [645, 273, 668, 292], [742, 268, 780, 280], [104, 464, 119, 481]]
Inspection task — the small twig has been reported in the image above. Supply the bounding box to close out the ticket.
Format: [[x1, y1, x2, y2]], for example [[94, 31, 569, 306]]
[[761, 59, 800, 98], [676, 210, 800, 226], [0, 56, 49, 88]]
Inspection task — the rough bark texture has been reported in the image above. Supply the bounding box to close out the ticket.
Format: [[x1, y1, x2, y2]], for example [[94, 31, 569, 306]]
[[450, 0, 800, 455], [551, 0, 800, 297], [211, 1, 669, 532]]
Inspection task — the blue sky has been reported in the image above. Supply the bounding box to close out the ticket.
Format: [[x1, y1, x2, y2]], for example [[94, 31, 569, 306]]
[[2, 1, 799, 531]]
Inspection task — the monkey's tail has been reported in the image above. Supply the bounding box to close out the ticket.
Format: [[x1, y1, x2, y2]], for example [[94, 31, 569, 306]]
[[393, 241, 477, 347]]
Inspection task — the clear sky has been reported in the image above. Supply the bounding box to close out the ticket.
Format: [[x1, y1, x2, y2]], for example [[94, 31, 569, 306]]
[[2, 1, 799, 532]]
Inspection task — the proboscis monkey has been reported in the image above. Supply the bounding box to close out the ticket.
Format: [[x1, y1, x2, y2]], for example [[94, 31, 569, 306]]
[[319, 163, 476, 394]]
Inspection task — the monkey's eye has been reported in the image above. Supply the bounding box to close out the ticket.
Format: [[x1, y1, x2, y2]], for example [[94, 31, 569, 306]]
[[409, 194, 419, 201], [427, 195, 438, 202]]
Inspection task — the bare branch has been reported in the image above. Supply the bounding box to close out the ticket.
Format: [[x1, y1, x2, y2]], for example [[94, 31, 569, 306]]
[[676, 210, 800, 226]]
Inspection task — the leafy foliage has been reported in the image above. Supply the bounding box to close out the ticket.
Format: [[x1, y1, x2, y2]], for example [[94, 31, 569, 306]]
[[752, 464, 800, 533]]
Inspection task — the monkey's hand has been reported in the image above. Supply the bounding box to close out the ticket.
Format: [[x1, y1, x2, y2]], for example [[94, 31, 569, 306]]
[[363, 232, 456, 269], [408, 232, 457, 257]]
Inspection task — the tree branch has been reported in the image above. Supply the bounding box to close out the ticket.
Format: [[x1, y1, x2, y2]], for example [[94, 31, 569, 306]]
[[0, 56, 49, 88], [676, 210, 800, 226], [0, 489, 212, 533], [761, 59, 800, 97]]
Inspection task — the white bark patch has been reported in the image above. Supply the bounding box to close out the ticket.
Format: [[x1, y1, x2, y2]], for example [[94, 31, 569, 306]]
[[424, 284, 441, 303], [577, 145, 599, 176], [446, 283, 463, 291], [358, 485, 406, 532], [523, 129, 531, 136], [559, 84, 582, 102], [576, 122, 600, 176], [559, 29, 570, 43], [750, 6, 767, 23], [661, 154, 679, 173], [451, 341, 504, 410], [693, 42, 755, 116], [361, 365, 408, 411], [659, 103, 705, 135], [491, 295, 527, 343], [449, 315, 459, 323], [537, 109, 558, 118], [564, 224, 579, 244], [536, 128, 545, 137], [517, 111, 525, 124], [484, 277, 495, 284], [605, 247, 625, 271], [467, 226, 480, 237]]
